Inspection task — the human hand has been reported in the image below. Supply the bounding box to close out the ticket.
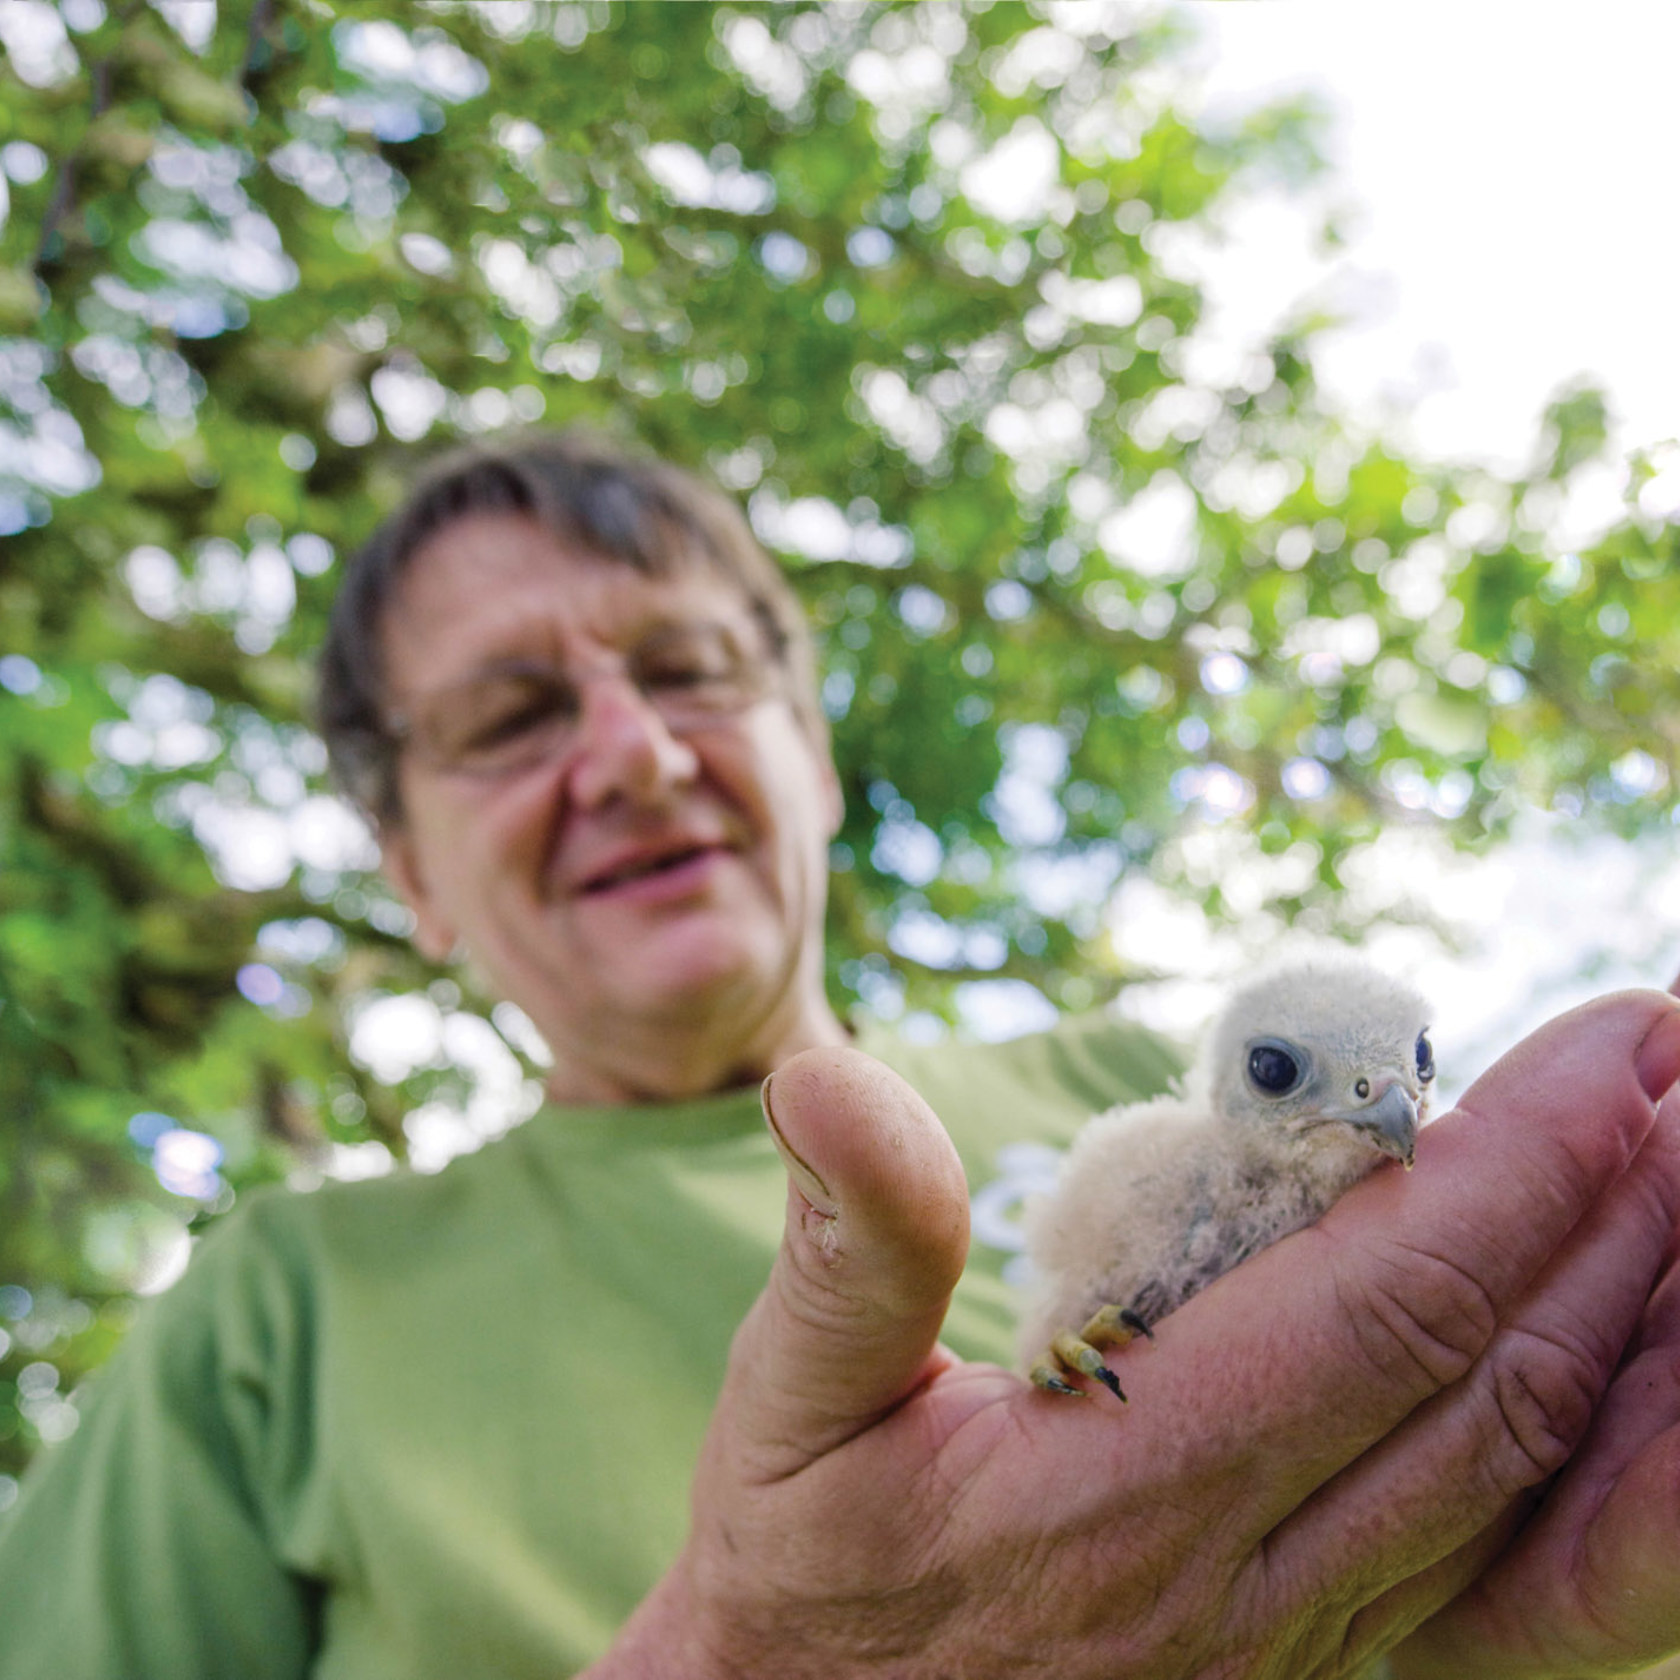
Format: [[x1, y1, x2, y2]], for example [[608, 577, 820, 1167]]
[[1390, 988, 1680, 1680], [593, 991, 1680, 1680]]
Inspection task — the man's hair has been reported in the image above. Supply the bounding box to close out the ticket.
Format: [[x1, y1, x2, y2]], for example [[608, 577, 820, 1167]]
[[316, 429, 821, 826]]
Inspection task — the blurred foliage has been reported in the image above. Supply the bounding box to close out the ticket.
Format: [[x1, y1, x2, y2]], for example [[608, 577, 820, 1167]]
[[1, 0, 1677, 1487]]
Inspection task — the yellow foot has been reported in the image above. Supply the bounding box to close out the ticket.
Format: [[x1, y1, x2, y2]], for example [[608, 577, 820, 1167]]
[[1028, 1359, 1087, 1398], [1028, 1329, 1127, 1402], [1029, 1304, 1155, 1402], [1080, 1302, 1154, 1350]]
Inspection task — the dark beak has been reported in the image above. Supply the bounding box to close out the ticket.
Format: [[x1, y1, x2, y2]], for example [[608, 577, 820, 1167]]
[[1345, 1082, 1419, 1170]]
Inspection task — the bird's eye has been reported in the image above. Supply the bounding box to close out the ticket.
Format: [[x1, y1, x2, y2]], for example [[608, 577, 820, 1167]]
[[1416, 1032, 1435, 1082], [1246, 1041, 1303, 1096]]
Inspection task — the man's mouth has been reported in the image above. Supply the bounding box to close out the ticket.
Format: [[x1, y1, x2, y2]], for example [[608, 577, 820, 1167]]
[[581, 844, 721, 895]]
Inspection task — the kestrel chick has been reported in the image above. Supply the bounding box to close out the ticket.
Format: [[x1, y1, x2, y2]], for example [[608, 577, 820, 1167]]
[[1019, 949, 1434, 1399]]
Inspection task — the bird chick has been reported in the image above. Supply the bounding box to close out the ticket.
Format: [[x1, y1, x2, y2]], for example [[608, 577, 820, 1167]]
[[1018, 949, 1434, 1400]]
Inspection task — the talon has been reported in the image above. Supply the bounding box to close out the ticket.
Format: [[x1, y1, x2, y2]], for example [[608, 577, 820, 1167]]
[[1030, 1362, 1088, 1398], [1045, 1330, 1127, 1403], [1079, 1303, 1148, 1351], [1091, 1363, 1127, 1404], [1120, 1308, 1154, 1342]]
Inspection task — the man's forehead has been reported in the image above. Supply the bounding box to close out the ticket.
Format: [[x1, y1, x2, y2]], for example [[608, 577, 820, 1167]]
[[384, 510, 759, 675], [393, 511, 756, 632]]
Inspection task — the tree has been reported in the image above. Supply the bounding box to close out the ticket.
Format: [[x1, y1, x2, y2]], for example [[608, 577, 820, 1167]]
[[0, 0, 1675, 1492]]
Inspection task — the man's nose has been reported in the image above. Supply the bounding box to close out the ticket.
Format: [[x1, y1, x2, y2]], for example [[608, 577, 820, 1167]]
[[563, 674, 699, 807]]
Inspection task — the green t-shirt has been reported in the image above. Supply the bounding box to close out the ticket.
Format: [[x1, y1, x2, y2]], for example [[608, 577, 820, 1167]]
[[0, 1013, 1179, 1679]]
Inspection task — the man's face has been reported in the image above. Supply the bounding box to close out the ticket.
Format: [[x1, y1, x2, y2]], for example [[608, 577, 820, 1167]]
[[376, 512, 842, 1090]]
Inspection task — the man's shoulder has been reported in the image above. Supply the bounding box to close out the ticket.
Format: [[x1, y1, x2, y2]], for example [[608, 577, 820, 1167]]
[[176, 1131, 516, 1299], [868, 1005, 1183, 1097], [861, 1008, 1186, 1157]]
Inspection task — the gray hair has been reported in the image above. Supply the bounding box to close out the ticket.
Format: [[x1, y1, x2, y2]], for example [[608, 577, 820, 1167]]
[[315, 429, 821, 825]]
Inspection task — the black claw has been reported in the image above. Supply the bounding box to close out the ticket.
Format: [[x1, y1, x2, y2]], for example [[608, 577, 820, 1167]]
[[1121, 1309, 1154, 1342], [1093, 1364, 1128, 1404], [1044, 1375, 1087, 1398]]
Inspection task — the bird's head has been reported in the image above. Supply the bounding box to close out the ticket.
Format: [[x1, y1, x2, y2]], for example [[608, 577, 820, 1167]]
[[1198, 951, 1434, 1171]]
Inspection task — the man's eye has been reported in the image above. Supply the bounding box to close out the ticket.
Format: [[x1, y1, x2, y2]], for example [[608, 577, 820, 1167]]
[[455, 681, 568, 750], [638, 634, 745, 697], [472, 702, 550, 745], [643, 660, 719, 690]]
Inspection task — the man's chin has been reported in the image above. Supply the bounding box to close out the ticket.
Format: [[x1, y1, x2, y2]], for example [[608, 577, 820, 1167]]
[[600, 922, 779, 1010]]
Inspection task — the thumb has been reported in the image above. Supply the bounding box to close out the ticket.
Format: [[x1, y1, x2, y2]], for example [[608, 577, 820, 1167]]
[[716, 1044, 970, 1483]]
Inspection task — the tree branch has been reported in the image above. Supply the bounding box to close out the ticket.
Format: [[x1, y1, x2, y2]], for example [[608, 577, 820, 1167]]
[[32, 57, 113, 276], [238, 0, 275, 89]]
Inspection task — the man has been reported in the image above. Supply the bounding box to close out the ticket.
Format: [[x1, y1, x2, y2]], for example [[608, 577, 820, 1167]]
[[2, 430, 1678, 1677]]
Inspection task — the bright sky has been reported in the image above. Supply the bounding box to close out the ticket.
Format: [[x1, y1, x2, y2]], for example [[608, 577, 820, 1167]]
[[1102, 6, 1680, 1085], [1186, 4, 1680, 475]]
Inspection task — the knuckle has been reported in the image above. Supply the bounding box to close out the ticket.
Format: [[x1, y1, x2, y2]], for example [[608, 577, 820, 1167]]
[[1339, 1241, 1502, 1391], [774, 1231, 875, 1333], [1474, 1323, 1601, 1493]]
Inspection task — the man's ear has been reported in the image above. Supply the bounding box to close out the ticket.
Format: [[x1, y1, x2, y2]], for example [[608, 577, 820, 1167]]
[[380, 826, 458, 963], [816, 746, 844, 843], [795, 707, 846, 843]]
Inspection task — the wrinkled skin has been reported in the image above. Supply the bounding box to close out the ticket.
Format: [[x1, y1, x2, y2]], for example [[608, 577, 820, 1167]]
[[587, 991, 1680, 1679]]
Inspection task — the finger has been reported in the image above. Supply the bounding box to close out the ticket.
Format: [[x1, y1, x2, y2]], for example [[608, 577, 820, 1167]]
[[1387, 1440, 1680, 1677], [1095, 991, 1680, 1531], [1340, 1511, 1524, 1678], [1569, 1423, 1680, 1663], [712, 1046, 970, 1484], [1256, 1081, 1680, 1630], [1392, 1106, 1680, 1675]]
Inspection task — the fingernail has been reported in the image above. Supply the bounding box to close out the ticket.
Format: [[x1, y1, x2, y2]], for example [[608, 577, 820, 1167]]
[[761, 1072, 837, 1215], [1636, 1006, 1680, 1101]]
